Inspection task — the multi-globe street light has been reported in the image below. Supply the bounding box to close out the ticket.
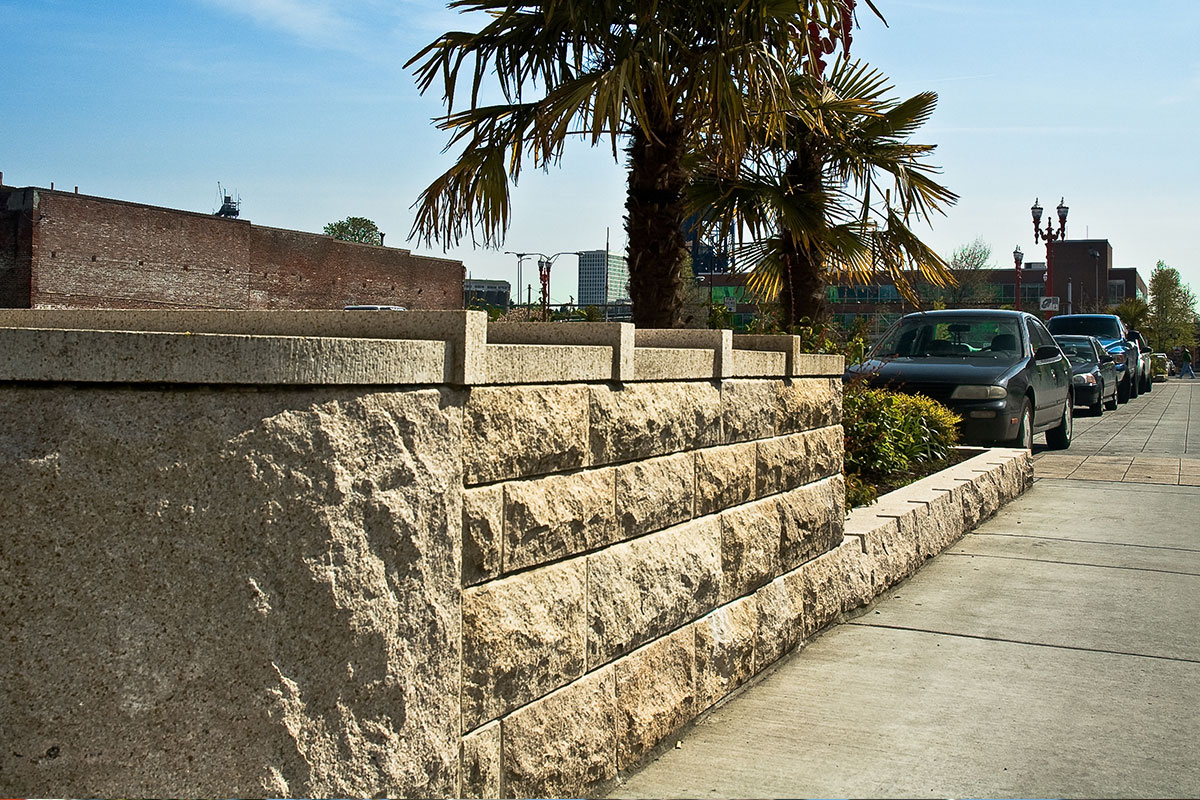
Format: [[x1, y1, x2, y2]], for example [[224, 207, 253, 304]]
[[1012, 245, 1024, 311], [1031, 197, 1069, 301]]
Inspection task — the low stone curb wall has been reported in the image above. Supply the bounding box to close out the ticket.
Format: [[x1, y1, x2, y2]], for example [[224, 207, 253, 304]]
[[599, 446, 1033, 794]]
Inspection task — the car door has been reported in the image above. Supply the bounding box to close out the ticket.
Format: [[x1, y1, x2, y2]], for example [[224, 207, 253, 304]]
[[1026, 317, 1068, 427]]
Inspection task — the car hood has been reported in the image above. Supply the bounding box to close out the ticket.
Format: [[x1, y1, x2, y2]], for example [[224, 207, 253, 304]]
[[847, 357, 1023, 387], [1071, 361, 1099, 376]]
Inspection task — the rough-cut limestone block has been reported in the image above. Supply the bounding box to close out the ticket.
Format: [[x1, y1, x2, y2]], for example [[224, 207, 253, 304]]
[[957, 472, 1000, 529], [832, 539, 875, 614], [719, 497, 783, 604], [589, 382, 721, 466], [616, 453, 694, 539], [755, 575, 805, 669], [694, 442, 756, 517], [755, 432, 808, 497], [615, 627, 696, 770], [463, 385, 589, 485], [721, 380, 779, 443], [464, 485, 504, 586], [694, 596, 758, 709], [461, 561, 586, 731], [501, 668, 616, 799], [587, 517, 722, 667], [776, 377, 842, 433], [0, 386, 464, 798], [460, 722, 501, 800], [919, 489, 966, 557], [503, 468, 617, 572], [858, 515, 918, 593], [804, 425, 845, 484], [796, 546, 851, 636], [778, 476, 845, 571]]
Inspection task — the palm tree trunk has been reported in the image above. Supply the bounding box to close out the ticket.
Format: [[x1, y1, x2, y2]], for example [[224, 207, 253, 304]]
[[779, 136, 829, 328], [625, 121, 690, 328]]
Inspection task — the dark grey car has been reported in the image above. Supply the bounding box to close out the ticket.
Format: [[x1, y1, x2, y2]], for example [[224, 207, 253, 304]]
[[1054, 334, 1119, 415], [846, 309, 1073, 449]]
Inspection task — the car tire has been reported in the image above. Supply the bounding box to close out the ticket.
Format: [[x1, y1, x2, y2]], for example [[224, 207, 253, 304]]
[[1144, 372, 1153, 392], [1089, 383, 1104, 416], [1104, 391, 1118, 411], [1129, 373, 1139, 400], [1046, 396, 1072, 450], [1012, 398, 1034, 450], [1117, 375, 1131, 403]]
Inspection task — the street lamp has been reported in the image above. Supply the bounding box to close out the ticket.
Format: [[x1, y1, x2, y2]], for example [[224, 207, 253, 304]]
[[532, 251, 582, 319], [503, 251, 533, 308], [1031, 197, 1068, 300], [1013, 245, 1024, 311]]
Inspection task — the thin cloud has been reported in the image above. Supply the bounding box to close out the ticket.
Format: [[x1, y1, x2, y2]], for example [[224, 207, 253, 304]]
[[199, 0, 361, 51]]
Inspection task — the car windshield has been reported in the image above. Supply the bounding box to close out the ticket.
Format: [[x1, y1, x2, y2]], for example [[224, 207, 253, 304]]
[[1057, 340, 1096, 364], [872, 317, 1023, 359], [1047, 316, 1122, 339]]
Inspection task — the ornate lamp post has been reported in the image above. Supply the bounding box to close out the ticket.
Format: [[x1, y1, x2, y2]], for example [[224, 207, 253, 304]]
[[1013, 245, 1024, 311], [1031, 197, 1068, 300]]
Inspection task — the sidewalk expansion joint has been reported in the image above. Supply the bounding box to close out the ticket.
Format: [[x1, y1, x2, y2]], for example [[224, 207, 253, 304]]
[[845, 621, 1200, 665], [942, 551, 1200, 578], [970, 531, 1200, 554]]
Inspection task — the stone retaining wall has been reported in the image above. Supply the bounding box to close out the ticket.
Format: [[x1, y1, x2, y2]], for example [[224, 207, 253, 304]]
[[0, 311, 1031, 799]]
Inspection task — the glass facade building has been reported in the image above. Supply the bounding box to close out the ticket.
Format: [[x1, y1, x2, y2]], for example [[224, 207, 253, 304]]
[[577, 250, 631, 307]]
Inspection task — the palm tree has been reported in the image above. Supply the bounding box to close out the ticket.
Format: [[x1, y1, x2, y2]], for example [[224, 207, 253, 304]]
[[406, 0, 877, 328], [691, 59, 957, 327]]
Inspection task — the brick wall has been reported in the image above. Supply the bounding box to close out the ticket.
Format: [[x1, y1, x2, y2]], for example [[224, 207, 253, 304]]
[[0, 188, 462, 310]]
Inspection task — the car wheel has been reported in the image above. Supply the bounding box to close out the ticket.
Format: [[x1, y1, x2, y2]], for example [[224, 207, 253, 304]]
[[1129, 373, 1139, 399], [1117, 374, 1131, 403], [1046, 396, 1072, 450], [1089, 382, 1104, 416], [1144, 372, 1153, 392], [1012, 398, 1034, 450], [1104, 390, 1119, 411]]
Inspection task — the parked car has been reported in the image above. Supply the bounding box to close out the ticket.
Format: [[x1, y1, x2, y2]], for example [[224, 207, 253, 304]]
[[1152, 353, 1171, 382], [1129, 330, 1153, 392], [845, 309, 1072, 450], [1045, 314, 1140, 403], [1054, 334, 1119, 415]]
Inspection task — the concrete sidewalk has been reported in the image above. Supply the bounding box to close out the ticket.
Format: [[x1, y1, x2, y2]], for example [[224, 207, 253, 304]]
[[608, 384, 1200, 799]]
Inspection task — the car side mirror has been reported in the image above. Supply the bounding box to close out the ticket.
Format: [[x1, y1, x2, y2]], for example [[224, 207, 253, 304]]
[[1100, 353, 1115, 364], [1034, 345, 1062, 361]]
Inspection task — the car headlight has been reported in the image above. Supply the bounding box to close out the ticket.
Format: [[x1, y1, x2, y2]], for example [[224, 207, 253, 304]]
[[950, 385, 1007, 400], [1072, 373, 1097, 385]]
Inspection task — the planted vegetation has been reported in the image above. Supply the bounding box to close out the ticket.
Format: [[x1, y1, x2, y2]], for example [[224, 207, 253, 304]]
[[842, 381, 962, 508]]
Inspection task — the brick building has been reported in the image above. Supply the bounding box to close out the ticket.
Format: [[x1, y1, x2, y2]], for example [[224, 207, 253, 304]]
[[0, 181, 463, 310]]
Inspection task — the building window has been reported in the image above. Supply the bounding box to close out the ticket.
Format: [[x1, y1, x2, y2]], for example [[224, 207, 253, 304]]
[[1108, 280, 1126, 304]]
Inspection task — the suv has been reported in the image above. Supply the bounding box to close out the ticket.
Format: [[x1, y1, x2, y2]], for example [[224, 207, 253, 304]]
[[1045, 314, 1141, 403]]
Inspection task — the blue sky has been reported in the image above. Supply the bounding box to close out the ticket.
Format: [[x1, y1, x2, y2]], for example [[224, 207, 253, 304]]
[[4, 0, 1199, 306]]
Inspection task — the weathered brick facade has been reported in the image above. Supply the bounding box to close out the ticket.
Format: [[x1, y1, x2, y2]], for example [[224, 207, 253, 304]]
[[0, 185, 463, 310]]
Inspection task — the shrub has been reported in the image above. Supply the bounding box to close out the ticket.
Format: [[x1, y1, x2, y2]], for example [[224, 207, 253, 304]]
[[842, 382, 961, 508]]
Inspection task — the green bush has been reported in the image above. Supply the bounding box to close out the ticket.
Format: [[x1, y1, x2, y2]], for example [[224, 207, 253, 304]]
[[842, 382, 961, 508]]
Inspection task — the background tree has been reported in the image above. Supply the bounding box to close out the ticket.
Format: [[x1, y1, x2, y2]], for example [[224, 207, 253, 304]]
[[407, 0, 876, 328], [1146, 260, 1198, 352], [693, 59, 957, 327], [943, 236, 999, 308], [324, 216, 383, 245]]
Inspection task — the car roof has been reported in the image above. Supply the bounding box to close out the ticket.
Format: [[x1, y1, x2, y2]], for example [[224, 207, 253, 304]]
[[898, 309, 1030, 320]]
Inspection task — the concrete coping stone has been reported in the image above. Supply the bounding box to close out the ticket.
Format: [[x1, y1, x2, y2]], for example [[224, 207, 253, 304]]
[[0, 310, 840, 386], [845, 446, 1028, 531]]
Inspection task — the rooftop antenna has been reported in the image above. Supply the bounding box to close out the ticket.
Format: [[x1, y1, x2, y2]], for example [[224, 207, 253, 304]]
[[214, 182, 241, 218]]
